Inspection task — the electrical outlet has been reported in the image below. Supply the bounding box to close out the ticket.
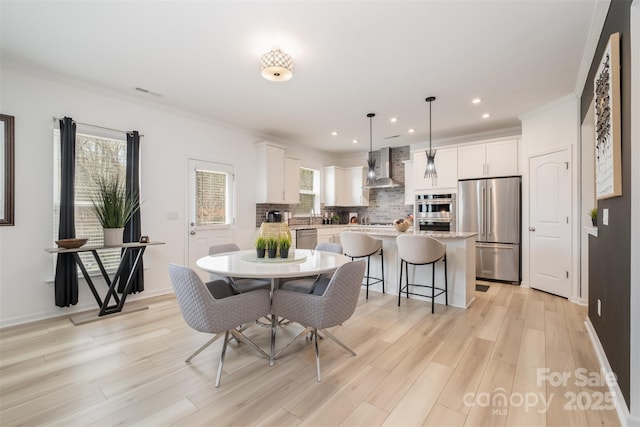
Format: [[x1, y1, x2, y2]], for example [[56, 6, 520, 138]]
[[603, 208, 609, 225], [597, 299, 602, 316]]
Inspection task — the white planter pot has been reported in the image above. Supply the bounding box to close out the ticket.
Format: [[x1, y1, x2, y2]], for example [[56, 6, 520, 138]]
[[103, 228, 124, 246]]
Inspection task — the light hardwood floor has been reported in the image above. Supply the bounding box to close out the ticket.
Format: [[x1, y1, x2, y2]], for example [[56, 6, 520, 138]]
[[0, 282, 620, 426]]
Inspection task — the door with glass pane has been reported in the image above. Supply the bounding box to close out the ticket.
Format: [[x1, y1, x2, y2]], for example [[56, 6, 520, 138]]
[[187, 159, 235, 279]]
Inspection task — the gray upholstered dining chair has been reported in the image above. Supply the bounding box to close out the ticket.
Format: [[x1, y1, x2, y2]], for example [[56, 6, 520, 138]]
[[272, 260, 366, 381], [340, 231, 384, 299], [208, 243, 271, 293], [168, 264, 271, 387], [396, 234, 448, 313], [279, 242, 343, 295]]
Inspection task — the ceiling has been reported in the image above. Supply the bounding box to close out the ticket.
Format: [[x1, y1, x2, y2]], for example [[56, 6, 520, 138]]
[[1, 1, 602, 154]]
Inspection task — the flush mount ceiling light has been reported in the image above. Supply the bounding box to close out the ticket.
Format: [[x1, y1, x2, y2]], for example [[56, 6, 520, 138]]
[[424, 96, 437, 183], [261, 48, 293, 82], [366, 113, 376, 185]]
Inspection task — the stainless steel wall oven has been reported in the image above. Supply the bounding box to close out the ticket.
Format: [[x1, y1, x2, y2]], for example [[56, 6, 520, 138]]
[[415, 193, 456, 232]]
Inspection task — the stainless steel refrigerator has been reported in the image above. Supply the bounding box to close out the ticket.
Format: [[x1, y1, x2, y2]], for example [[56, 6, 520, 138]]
[[458, 176, 521, 283]]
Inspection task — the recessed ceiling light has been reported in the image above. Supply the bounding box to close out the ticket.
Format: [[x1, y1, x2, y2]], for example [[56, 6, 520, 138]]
[[482, 113, 491, 119], [408, 128, 415, 133], [472, 98, 482, 104], [352, 139, 358, 144], [390, 117, 398, 123], [331, 131, 338, 136]]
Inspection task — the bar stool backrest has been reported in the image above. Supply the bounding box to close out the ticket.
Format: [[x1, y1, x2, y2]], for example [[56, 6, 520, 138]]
[[340, 232, 382, 257], [397, 234, 446, 265]]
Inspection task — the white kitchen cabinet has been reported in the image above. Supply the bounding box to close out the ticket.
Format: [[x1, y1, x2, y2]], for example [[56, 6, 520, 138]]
[[413, 147, 458, 190], [403, 160, 414, 205], [256, 142, 300, 204], [317, 227, 346, 245], [284, 157, 300, 204], [457, 139, 518, 179], [324, 166, 346, 206], [346, 166, 369, 206], [324, 166, 368, 207]]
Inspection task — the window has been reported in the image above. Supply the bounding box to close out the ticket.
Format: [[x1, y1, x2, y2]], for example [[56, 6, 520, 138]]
[[53, 126, 129, 274], [195, 169, 231, 226], [295, 167, 320, 215]]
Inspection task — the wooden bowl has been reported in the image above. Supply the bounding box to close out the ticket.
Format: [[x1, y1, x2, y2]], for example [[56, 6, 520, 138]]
[[56, 238, 88, 249]]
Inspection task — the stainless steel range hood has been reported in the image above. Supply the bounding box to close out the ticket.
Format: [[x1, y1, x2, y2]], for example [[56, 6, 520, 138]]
[[363, 147, 402, 189]]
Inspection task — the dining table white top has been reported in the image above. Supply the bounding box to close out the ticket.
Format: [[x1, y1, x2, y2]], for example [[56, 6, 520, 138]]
[[196, 248, 351, 279]]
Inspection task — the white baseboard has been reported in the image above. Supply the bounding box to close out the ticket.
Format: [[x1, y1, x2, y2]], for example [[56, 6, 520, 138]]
[[584, 317, 637, 427], [0, 289, 173, 329]]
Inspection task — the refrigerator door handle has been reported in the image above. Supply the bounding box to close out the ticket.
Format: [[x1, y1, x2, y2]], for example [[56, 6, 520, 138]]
[[487, 186, 492, 236], [477, 242, 515, 250], [480, 187, 485, 235]]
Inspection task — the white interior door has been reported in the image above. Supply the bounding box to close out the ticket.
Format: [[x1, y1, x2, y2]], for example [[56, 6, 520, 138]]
[[529, 149, 571, 298], [187, 159, 235, 280]]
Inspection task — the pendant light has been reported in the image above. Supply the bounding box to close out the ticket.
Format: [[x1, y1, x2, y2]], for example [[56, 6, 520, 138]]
[[366, 113, 376, 184], [424, 96, 437, 182]]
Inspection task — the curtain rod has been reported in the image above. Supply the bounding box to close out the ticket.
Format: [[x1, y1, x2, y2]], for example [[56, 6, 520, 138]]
[[51, 117, 144, 137]]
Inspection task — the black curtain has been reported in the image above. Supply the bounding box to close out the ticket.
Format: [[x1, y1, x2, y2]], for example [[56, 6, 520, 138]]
[[54, 117, 78, 307], [118, 131, 144, 293]]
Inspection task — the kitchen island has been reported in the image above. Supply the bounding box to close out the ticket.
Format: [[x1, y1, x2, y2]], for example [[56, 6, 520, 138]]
[[346, 227, 477, 309]]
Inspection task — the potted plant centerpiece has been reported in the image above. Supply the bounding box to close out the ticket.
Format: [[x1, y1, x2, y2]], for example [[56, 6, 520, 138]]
[[255, 236, 267, 258], [589, 208, 598, 227], [279, 236, 291, 258], [266, 237, 278, 258], [91, 174, 139, 246]]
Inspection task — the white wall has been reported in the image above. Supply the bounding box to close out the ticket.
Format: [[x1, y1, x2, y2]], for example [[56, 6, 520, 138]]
[[0, 66, 337, 327], [519, 95, 581, 301]]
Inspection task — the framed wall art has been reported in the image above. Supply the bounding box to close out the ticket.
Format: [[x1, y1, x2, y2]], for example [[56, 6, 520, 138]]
[[594, 32, 622, 200], [1, 114, 15, 226]]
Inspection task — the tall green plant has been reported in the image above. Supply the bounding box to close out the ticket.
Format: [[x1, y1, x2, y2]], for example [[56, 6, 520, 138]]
[[91, 174, 139, 229]]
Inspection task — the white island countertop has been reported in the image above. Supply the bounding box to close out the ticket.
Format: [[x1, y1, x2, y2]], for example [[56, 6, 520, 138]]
[[346, 226, 477, 239]]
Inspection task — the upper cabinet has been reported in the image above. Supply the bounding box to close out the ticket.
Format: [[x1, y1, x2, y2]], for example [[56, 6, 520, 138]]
[[324, 166, 346, 206], [458, 138, 518, 179], [346, 166, 369, 206], [256, 142, 300, 204], [324, 165, 368, 207], [403, 160, 414, 205], [413, 147, 458, 190]]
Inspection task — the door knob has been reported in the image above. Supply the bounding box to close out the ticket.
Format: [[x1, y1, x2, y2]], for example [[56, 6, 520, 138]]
[[190, 231, 196, 235], [190, 222, 195, 226], [528, 227, 536, 232]]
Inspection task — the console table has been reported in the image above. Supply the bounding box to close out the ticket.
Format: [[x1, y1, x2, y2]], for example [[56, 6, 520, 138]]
[[46, 241, 164, 317]]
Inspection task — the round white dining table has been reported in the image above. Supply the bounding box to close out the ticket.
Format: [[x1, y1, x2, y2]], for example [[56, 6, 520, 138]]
[[196, 248, 350, 283], [196, 248, 351, 364]]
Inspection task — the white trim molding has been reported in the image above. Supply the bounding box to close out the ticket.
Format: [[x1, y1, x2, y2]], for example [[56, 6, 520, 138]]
[[585, 317, 640, 427]]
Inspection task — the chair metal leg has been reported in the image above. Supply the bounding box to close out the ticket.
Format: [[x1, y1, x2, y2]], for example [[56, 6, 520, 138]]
[[321, 329, 356, 356], [185, 332, 224, 363], [405, 261, 410, 299], [365, 255, 370, 299], [230, 329, 269, 360], [431, 262, 435, 314], [274, 326, 313, 359], [215, 331, 230, 387], [380, 249, 385, 293], [398, 259, 403, 306], [314, 328, 321, 381]]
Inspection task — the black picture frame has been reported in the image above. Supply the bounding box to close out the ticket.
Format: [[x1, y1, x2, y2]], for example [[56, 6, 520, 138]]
[[0, 114, 15, 226]]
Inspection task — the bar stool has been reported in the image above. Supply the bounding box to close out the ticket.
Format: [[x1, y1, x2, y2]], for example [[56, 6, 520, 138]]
[[340, 231, 384, 299], [396, 234, 447, 313]]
